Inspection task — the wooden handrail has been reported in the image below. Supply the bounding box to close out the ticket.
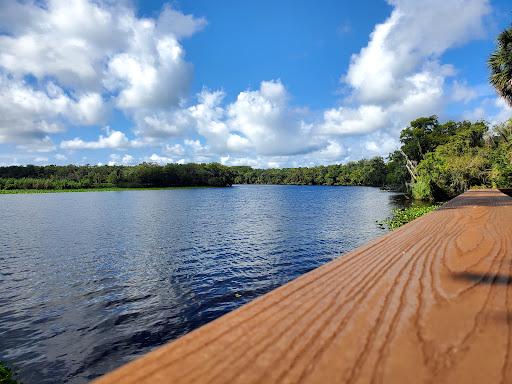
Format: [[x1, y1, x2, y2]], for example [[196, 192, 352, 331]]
[[93, 189, 512, 383]]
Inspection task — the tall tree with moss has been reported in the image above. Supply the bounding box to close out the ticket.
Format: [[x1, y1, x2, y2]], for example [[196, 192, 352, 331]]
[[488, 20, 512, 106]]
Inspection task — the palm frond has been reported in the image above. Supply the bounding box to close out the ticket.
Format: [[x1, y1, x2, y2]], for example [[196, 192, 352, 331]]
[[488, 23, 512, 106]]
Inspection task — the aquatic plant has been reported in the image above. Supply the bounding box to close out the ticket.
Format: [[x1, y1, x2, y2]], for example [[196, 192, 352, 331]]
[[380, 204, 443, 230], [0, 361, 22, 384]]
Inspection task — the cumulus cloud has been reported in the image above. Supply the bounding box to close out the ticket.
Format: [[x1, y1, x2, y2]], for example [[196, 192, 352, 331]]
[[163, 143, 186, 156], [102, 3, 206, 110], [320, 105, 388, 135], [156, 5, 208, 39], [344, 0, 489, 106], [451, 80, 479, 104], [108, 153, 136, 166], [133, 110, 194, 141], [463, 97, 512, 126], [336, 0, 491, 145], [16, 137, 57, 153], [0, 0, 204, 151], [180, 0, 491, 167], [0, 0, 501, 167], [184, 139, 207, 152], [312, 141, 346, 162], [60, 127, 142, 150], [0, 75, 106, 147], [149, 81, 327, 160], [188, 89, 232, 152], [0, 0, 120, 87], [226, 80, 322, 155], [144, 154, 174, 165], [220, 155, 282, 169]]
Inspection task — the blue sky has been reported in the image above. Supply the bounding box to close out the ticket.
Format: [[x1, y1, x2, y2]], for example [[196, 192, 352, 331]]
[[0, 0, 511, 167]]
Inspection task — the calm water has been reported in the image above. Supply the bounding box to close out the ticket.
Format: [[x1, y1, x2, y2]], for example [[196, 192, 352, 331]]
[[0, 185, 408, 383]]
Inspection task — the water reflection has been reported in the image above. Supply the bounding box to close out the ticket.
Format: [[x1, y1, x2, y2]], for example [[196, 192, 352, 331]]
[[0, 185, 406, 383]]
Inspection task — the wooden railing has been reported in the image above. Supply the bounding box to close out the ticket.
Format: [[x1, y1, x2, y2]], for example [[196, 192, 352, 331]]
[[93, 189, 512, 383]]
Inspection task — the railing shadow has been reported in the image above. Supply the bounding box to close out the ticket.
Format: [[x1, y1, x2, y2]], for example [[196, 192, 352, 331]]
[[452, 271, 512, 285]]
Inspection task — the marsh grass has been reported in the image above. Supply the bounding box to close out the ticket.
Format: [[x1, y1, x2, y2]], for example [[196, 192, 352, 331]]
[[0, 186, 214, 194]]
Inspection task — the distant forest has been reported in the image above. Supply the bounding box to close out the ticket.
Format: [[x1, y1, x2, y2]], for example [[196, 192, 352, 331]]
[[2, 116, 512, 201]]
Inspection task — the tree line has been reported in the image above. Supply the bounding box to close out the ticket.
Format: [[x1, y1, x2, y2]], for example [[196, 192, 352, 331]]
[[231, 156, 387, 187], [1, 116, 511, 200], [0, 162, 235, 190], [230, 115, 511, 201]]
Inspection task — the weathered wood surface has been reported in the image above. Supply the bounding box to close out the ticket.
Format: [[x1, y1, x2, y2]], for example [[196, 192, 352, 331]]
[[93, 189, 512, 383]]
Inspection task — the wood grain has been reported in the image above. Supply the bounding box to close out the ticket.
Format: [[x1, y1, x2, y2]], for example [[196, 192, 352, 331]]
[[93, 189, 512, 384]]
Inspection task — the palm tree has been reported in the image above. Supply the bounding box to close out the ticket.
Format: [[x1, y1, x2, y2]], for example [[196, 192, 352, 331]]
[[488, 22, 512, 107]]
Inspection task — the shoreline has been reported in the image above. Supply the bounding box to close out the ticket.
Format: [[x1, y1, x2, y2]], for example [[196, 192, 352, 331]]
[[0, 186, 216, 194]]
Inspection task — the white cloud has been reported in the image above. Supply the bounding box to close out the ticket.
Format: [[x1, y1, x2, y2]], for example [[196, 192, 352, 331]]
[[0, 0, 121, 88], [34, 156, 49, 163], [337, 0, 491, 150], [16, 137, 57, 153], [463, 97, 512, 126], [144, 154, 174, 165], [188, 89, 231, 151], [320, 105, 388, 135], [105, 38, 191, 109], [156, 5, 208, 39], [133, 111, 193, 141], [344, 0, 489, 106], [220, 155, 281, 168], [60, 127, 142, 150], [55, 154, 68, 161], [364, 133, 398, 155], [313, 141, 346, 161], [0, 75, 106, 147], [163, 143, 186, 156], [184, 139, 206, 152], [490, 98, 512, 125], [226, 80, 321, 156], [102, 4, 206, 110], [108, 153, 136, 166], [0, 0, 501, 167], [451, 80, 479, 104], [0, 0, 204, 152]]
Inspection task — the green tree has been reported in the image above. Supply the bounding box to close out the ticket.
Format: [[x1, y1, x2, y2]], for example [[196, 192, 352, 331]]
[[385, 151, 409, 190], [412, 121, 492, 200], [399, 115, 439, 163], [488, 21, 512, 106]]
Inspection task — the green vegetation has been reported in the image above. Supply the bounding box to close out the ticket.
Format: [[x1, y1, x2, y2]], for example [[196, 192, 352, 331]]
[[0, 361, 22, 384], [1, 115, 511, 199], [231, 156, 387, 187], [387, 116, 512, 201], [231, 115, 512, 202], [0, 186, 212, 194], [0, 162, 234, 191], [380, 204, 443, 230]]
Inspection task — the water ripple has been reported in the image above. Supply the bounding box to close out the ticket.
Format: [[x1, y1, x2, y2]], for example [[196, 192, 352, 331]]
[[0, 185, 408, 383]]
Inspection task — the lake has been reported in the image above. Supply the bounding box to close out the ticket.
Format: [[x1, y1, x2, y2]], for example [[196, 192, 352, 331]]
[[0, 185, 408, 383]]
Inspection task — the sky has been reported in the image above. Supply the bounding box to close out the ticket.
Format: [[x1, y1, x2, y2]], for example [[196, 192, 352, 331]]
[[0, 0, 511, 168]]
